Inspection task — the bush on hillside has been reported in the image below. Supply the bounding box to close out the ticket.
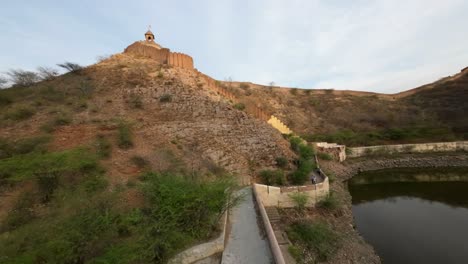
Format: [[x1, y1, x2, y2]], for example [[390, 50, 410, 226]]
[[57, 62, 83, 73], [239, 83, 250, 89], [318, 192, 340, 210], [0, 136, 50, 159], [117, 122, 133, 149], [159, 94, 172, 103], [290, 159, 314, 185], [130, 155, 149, 169], [233, 103, 246, 111], [287, 221, 340, 262], [37, 66, 59, 81], [289, 192, 308, 212], [129, 93, 143, 109], [317, 152, 333, 160], [4, 106, 34, 121], [6, 69, 40, 87], [95, 135, 112, 159], [259, 169, 285, 186], [275, 156, 288, 168]]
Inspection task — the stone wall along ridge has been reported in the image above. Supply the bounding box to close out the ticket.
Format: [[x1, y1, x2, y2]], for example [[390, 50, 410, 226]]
[[348, 141, 468, 158]]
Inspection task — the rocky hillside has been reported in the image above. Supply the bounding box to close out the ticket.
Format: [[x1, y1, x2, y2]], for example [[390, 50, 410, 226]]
[[0, 54, 294, 185], [220, 67, 468, 146]]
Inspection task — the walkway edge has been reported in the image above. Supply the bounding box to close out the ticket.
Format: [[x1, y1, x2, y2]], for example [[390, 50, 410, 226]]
[[253, 184, 286, 264]]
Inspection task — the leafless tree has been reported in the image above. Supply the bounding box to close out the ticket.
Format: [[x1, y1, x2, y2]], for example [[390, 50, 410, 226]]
[[96, 55, 111, 63], [6, 69, 40, 87], [57, 62, 83, 73], [224, 76, 233, 88], [0, 75, 8, 88], [37, 66, 59, 81], [77, 80, 93, 96]]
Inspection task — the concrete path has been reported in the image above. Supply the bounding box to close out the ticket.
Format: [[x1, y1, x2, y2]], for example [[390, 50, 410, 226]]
[[222, 187, 273, 264]]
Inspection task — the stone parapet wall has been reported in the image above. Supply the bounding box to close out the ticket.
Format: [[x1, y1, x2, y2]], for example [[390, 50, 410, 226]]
[[124, 41, 170, 63], [254, 180, 329, 208], [348, 141, 468, 158], [168, 52, 194, 69], [253, 185, 287, 264], [124, 41, 194, 70]]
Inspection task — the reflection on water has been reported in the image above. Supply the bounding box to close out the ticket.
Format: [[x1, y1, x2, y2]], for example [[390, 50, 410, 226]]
[[349, 167, 468, 264]]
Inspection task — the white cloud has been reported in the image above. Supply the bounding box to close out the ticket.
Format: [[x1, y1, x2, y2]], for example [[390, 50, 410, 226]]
[[1, 0, 467, 93]]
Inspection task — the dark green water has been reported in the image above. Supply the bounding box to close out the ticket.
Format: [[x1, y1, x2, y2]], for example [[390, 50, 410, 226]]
[[348, 167, 468, 264]]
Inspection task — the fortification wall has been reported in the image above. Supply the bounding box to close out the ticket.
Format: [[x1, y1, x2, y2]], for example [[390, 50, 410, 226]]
[[124, 42, 194, 70], [267, 116, 292, 135], [168, 52, 194, 70], [348, 141, 468, 158], [254, 179, 329, 208], [195, 70, 270, 121], [124, 42, 170, 63]]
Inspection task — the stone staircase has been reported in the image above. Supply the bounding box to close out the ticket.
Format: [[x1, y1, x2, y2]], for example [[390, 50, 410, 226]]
[[264, 207, 296, 263], [265, 207, 289, 246]]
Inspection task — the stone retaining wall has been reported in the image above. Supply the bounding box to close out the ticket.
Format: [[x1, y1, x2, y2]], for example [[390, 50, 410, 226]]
[[254, 180, 329, 208], [315, 142, 346, 162], [348, 141, 468, 158]]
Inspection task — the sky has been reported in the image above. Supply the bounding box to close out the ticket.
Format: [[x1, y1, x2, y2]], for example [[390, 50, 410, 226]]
[[1, 0, 468, 93]]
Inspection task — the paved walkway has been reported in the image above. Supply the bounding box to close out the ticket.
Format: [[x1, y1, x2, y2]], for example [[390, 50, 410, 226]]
[[222, 187, 273, 264]]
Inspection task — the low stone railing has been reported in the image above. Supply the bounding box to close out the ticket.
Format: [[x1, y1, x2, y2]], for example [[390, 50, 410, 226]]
[[253, 184, 286, 264]]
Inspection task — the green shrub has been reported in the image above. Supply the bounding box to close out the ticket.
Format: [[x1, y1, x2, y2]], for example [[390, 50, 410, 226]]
[[239, 83, 250, 89], [36, 172, 59, 203], [287, 221, 340, 261], [0, 148, 98, 184], [290, 88, 298, 95], [299, 144, 314, 160], [159, 94, 172, 103], [317, 152, 333, 160], [130, 155, 149, 169], [5, 106, 34, 120], [233, 103, 246, 110], [117, 122, 133, 149], [0, 94, 12, 107], [288, 245, 302, 261], [0, 136, 50, 159], [275, 156, 288, 168], [129, 94, 143, 109], [95, 135, 112, 159], [259, 169, 285, 186], [288, 192, 308, 212], [3, 192, 36, 231], [318, 192, 340, 210], [139, 173, 236, 261], [290, 159, 314, 185], [54, 114, 72, 126], [289, 136, 303, 152]]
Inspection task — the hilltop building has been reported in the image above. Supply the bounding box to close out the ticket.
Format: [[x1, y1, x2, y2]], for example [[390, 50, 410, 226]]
[[124, 27, 194, 69]]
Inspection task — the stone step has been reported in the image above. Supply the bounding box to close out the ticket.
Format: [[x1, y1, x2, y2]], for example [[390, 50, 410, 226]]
[[274, 231, 290, 245]]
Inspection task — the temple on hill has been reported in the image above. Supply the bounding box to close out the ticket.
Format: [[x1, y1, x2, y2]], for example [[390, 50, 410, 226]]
[[124, 27, 194, 70]]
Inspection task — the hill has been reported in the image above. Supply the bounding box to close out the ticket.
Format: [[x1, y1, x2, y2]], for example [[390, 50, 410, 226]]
[[0, 36, 467, 262], [221, 67, 468, 146], [0, 53, 297, 263]]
